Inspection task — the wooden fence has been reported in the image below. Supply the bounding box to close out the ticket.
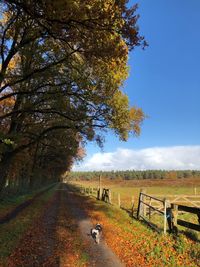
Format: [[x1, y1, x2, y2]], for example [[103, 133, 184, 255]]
[[137, 192, 200, 234], [102, 188, 111, 203], [137, 190, 168, 234], [167, 204, 200, 233], [152, 194, 200, 208], [78, 185, 200, 234], [79, 186, 97, 195]]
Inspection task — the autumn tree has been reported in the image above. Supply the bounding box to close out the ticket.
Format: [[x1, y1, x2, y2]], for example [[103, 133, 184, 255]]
[[0, 0, 146, 194]]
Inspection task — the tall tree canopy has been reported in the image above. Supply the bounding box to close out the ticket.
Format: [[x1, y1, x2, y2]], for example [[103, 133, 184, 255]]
[[0, 0, 146, 194]]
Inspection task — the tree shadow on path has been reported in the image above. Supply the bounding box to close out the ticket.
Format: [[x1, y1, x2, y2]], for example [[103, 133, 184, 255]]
[[64, 183, 125, 267]]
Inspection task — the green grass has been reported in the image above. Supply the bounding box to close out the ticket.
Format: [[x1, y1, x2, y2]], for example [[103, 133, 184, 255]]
[[0, 194, 34, 217], [0, 186, 57, 265], [0, 183, 57, 218]]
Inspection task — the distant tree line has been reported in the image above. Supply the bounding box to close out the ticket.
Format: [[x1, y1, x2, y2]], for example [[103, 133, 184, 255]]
[[68, 170, 200, 181]]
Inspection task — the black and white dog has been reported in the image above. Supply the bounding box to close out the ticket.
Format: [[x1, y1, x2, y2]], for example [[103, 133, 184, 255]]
[[91, 223, 103, 244]]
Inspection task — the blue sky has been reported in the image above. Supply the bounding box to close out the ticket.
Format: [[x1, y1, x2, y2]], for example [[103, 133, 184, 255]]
[[74, 0, 200, 171]]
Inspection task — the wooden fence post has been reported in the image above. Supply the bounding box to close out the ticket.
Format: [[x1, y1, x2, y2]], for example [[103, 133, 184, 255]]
[[143, 189, 147, 217], [137, 192, 141, 219], [137, 189, 146, 219], [163, 198, 167, 234], [171, 203, 178, 234], [131, 196, 135, 217], [197, 213, 200, 225], [149, 198, 152, 221], [118, 193, 121, 207], [97, 175, 102, 200], [194, 187, 197, 195], [102, 188, 105, 201], [141, 189, 146, 217], [137, 190, 142, 219]]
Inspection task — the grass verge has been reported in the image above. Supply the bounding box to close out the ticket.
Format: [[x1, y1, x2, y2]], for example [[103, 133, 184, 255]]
[[0, 185, 57, 266], [0, 183, 57, 219]]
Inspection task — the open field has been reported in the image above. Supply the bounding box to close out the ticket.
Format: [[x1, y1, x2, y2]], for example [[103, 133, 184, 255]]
[[72, 178, 200, 209]]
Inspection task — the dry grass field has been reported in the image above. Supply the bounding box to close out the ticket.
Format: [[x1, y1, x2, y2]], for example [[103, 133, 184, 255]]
[[72, 177, 200, 209]]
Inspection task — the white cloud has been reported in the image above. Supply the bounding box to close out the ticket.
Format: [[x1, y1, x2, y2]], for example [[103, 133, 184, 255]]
[[73, 146, 200, 171]]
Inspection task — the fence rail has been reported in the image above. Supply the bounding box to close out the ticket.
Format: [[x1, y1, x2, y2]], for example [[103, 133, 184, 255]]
[[168, 204, 200, 233], [152, 194, 200, 208]]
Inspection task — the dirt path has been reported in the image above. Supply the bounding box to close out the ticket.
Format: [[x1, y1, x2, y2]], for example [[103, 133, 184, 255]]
[[6, 183, 124, 267], [63, 185, 125, 267]]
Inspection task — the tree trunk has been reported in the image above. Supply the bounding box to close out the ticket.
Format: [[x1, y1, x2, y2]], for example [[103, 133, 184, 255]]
[[0, 152, 13, 195], [29, 142, 40, 189]]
